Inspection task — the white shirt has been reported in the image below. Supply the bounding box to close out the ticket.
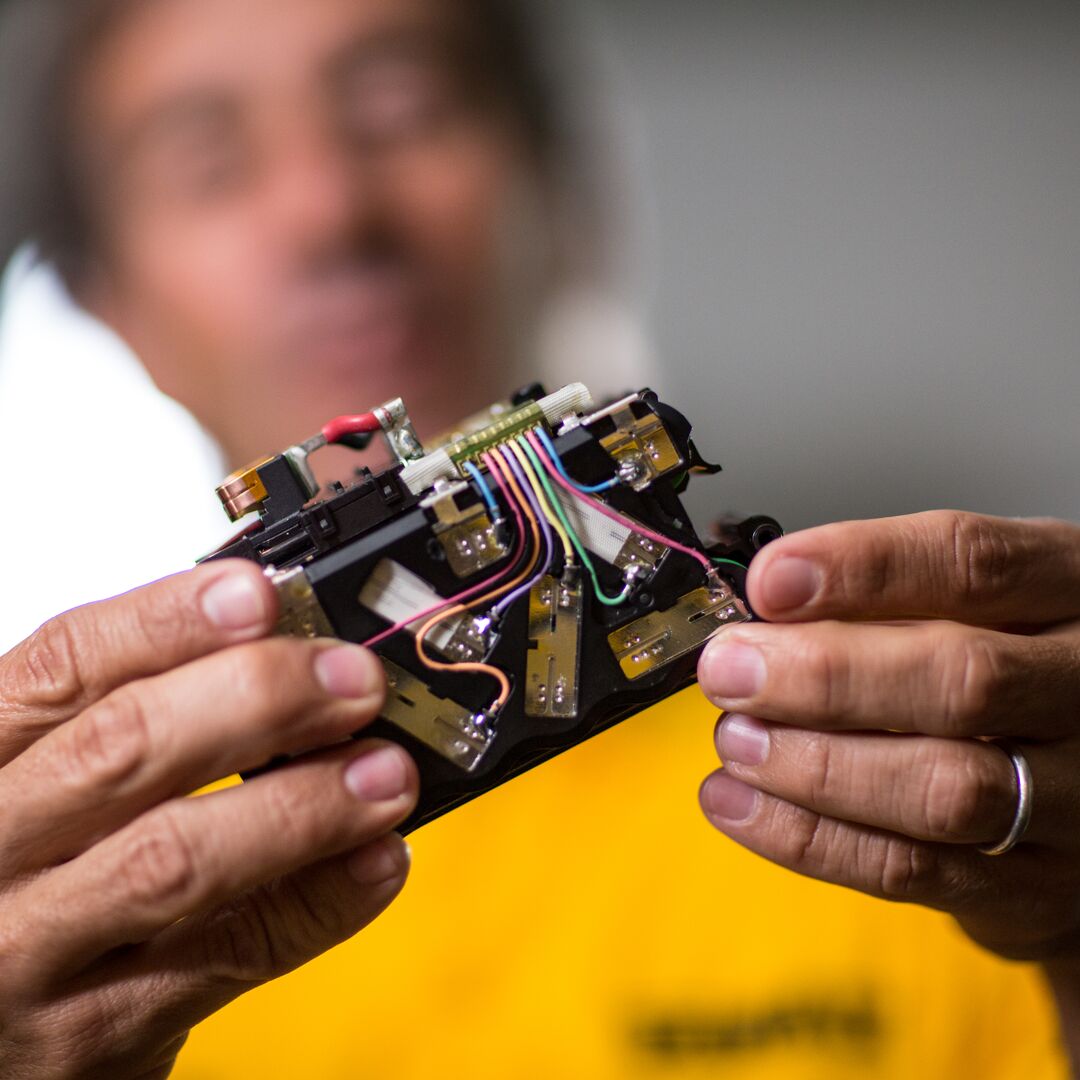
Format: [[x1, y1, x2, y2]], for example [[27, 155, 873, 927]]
[[0, 249, 236, 653]]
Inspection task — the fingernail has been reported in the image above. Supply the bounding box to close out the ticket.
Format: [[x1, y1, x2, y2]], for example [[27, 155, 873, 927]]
[[717, 714, 770, 766], [761, 557, 821, 612], [347, 836, 410, 884], [701, 772, 758, 823], [316, 646, 382, 699], [344, 745, 409, 802], [701, 640, 766, 701], [201, 572, 268, 631]]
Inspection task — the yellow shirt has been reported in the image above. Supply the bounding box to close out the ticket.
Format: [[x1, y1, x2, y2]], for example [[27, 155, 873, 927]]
[[177, 689, 1067, 1079]]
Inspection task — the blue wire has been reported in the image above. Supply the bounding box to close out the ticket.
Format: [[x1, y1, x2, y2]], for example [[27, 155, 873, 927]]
[[463, 459, 501, 518], [535, 428, 620, 494]]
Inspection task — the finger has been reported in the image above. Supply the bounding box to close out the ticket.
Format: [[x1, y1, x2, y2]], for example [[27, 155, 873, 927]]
[[699, 769, 999, 913], [1045, 617, 1080, 641], [0, 560, 277, 764], [698, 619, 1080, 739], [11, 739, 417, 985], [714, 714, 1072, 848], [698, 770, 1071, 959], [0, 639, 386, 874], [746, 510, 1080, 626], [99, 835, 410, 1041]]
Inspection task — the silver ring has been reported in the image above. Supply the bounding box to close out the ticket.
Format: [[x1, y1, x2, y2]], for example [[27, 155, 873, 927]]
[[977, 740, 1034, 856]]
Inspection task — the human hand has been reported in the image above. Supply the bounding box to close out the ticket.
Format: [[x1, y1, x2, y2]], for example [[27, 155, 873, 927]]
[[697, 511, 1080, 962], [0, 561, 417, 1080]]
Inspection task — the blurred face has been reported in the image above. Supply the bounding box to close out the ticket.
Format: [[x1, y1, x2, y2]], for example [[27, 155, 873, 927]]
[[73, 0, 541, 467]]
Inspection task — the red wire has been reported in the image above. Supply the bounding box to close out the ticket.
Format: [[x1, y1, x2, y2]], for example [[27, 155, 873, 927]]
[[322, 413, 382, 445]]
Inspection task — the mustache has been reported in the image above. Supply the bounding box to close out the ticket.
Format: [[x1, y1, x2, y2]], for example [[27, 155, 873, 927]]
[[273, 236, 426, 347], [289, 225, 417, 288]]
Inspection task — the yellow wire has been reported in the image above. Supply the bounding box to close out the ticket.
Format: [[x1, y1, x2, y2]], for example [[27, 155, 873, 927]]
[[506, 437, 575, 565]]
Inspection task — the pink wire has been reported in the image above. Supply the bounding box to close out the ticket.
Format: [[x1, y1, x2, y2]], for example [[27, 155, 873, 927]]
[[523, 430, 713, 575], [360, 454, 527, 649]]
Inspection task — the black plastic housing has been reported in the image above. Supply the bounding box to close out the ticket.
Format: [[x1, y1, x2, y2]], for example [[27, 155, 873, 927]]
[[202, 391, 780, 833]]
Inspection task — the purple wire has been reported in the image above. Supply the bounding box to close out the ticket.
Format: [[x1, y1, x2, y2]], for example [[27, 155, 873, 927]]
[[493, 444, 554, 615]]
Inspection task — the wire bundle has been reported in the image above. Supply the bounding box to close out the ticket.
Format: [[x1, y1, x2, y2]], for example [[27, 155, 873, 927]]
[[362, 425, 736, 719]]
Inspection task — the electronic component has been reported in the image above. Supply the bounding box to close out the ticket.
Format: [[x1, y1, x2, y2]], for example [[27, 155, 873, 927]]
[[592, 393, 684, 490], [380, 659, 492, 772], [358, 559, 488, 661], [525, 570, 583, 719], [421, 481, 508, 579], [607, 582, 749, 680], [201, 384, 780, 832]]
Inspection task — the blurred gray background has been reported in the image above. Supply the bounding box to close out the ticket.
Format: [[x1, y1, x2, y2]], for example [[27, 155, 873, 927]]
[[1, 0, 1077, 533], [588, 0, 1080, 531]]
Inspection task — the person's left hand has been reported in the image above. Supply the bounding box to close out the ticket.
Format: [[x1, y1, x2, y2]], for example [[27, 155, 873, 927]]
[[697, 510, 1080, 961]]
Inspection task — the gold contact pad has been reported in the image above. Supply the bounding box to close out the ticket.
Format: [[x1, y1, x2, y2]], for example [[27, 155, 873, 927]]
[[608, 584, 750, 680]]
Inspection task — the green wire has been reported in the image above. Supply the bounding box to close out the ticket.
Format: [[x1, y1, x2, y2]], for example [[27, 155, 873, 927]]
[[711, 556, 747, 570], [517, 437, 632, 607]]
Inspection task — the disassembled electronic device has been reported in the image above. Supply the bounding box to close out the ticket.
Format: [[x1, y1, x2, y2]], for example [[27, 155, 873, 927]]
[[202, 384, 781, 832]]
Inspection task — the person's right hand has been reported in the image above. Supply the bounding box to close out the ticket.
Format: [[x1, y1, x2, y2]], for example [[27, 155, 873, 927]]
[[0, 560, 417, 1080]]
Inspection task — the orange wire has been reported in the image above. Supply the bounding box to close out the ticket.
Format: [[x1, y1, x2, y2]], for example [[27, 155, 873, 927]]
[[412, 446, 542, 712]]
